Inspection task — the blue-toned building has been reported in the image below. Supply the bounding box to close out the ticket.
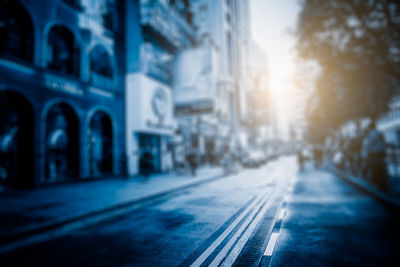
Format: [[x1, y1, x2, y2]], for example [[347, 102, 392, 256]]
[[124, 0, 196, 175], [0, 0, 126, 187]]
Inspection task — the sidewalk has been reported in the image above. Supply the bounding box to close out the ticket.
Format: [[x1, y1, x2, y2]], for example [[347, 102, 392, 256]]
[[0, 167, 224, 244], [325, 164, 400, 210]]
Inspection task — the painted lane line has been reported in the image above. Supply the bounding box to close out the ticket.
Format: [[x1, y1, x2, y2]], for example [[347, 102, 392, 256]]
[[278, 208, 286, 220], [264, 232, 279, 256], [220, 177, 291, 267], [214, 194, 272, 267], [218, 187, 280, 267], [189, 191, 271, 267]]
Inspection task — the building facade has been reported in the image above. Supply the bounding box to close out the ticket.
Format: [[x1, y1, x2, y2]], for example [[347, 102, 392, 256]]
[[124, 0, 196, 175], [178, 0, 245, 160], [0, 0, 125, 187], [1, 0, 263, 183]]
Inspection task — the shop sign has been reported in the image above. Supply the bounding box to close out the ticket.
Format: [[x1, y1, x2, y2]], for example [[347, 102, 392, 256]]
[[151, 87, 169, 124], [45, 76, 83, 96], [145, 87, 175, 131], [145, 120, 174, 131]]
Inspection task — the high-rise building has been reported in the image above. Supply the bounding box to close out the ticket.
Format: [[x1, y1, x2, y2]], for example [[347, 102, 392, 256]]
[[181, 0, 246, 158], [124, 0, 196, 176]]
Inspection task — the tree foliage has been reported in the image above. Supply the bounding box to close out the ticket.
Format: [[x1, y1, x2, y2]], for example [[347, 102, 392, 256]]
[[297, 0, 400, 141]]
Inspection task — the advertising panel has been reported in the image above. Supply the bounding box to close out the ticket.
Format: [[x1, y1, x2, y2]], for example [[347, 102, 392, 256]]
[[174, 45, 218, 116]]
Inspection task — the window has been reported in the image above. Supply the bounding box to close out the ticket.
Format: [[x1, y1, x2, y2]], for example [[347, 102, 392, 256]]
[[0, 1, 34, 62], [47, 26, 80, 77], [90, 45, 113, 78]]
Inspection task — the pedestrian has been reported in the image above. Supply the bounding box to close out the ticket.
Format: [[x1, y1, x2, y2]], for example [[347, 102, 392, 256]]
[[186, 151, 197, 176], [362, 120, 388, 191], [348, 129, 366, 176], [140, 147, 153, 179], [297, 148, 305, 171], [313, 145, 323, 169]]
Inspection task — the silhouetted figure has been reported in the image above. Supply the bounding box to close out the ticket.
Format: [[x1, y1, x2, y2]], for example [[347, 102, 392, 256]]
[[348, 130, 366, 176], [312, 145, 323, 169], [362, 121, 388, 191], [297, 149, 305, 171], [140, 151, 153, 178], [221, 145, 236, 174], [186, 152, 197, 176]]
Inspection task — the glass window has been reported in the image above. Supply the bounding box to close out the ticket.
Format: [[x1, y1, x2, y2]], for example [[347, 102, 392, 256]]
[[90, 45, 113, 78], [47, 26, 80, 77], [0, 1, 34, 62]]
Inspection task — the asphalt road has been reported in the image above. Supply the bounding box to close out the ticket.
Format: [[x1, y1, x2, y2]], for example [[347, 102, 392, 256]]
[[265, 165, 400, 267], [2, 157, 399, 267], [0, 157, 296, 267]]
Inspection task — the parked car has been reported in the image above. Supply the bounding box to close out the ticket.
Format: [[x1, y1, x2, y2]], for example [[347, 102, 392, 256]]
[[241, 150, 266, 168]]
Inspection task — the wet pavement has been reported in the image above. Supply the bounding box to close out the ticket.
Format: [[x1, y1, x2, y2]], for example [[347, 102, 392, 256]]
[[0, 157, 296, 266], [0, 167, 223, 243], [266, 165, 400, 267], [1, 157, 399, 266]]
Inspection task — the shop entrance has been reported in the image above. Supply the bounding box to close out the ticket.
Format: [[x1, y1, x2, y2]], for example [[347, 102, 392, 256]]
[[0, 91, 34, 187], [45, 103, 79, 182], [89, 111, 113, 176], [138, 134, 161, 174]]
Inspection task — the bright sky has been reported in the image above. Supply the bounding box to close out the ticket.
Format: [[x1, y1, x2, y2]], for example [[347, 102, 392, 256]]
[[251, 0, 301, 137]]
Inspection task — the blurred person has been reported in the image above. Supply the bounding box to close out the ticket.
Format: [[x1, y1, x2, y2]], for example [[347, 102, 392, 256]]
[[297, 148, 305, 171], [362, 121, 388, 191], [348, 128, 367, 176], [140, 144, 153, 179], [186, 150, 197, 176], [313, 145, 323, 169], [221, 145, 238, 174]]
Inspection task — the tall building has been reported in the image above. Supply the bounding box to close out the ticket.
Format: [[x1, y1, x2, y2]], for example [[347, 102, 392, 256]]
[[181, 0, 245, 158], [0, 0, 126, 187], [0, 0, 259, 185], [124, 0, 196, 175], [236, 0, 251, 123]]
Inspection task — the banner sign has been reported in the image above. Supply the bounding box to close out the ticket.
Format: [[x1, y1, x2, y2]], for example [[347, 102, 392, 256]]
[[174, 45, 218, 116]]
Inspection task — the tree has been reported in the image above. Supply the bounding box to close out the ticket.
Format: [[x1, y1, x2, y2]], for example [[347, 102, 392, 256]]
[[297, 0, 400, 141]]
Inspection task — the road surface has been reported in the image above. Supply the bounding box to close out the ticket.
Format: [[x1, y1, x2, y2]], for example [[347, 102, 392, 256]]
[[1, 157, 399, 266]]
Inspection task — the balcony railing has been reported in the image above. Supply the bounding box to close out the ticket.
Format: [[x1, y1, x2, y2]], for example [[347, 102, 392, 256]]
[[140, 0, 196, 49]]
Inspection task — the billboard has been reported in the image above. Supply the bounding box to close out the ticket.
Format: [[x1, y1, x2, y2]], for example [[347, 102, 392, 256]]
[[174, 45, 218, 116]]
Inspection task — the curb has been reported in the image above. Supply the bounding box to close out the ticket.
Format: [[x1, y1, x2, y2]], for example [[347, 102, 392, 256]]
[[326, 164, 400, 211], [0, 171, 226, 248]]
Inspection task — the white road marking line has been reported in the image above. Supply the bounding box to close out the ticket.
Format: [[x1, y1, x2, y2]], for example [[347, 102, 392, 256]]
[[190, 191, 270, 267], [264, 232, 279, 256], [219, 188, 280, 267], [278, 208, 286, 220], [217, 176, 290, 266]]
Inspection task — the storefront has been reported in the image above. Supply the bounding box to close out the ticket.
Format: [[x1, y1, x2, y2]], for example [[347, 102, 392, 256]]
[[137, 133, 161, 173], [126, 73, 177, 176]]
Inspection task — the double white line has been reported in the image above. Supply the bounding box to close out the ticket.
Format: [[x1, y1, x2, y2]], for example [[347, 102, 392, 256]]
[[190, 188, 276, 267]]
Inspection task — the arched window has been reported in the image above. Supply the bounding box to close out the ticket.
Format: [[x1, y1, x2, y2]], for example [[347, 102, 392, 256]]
[[89, 111, 113, 176], [90, 45, 113, 78], [45, 103, 79, 180], [0, 0, 34, 62], [0, 91, 34, 187], [47, 25, 80, 77]]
